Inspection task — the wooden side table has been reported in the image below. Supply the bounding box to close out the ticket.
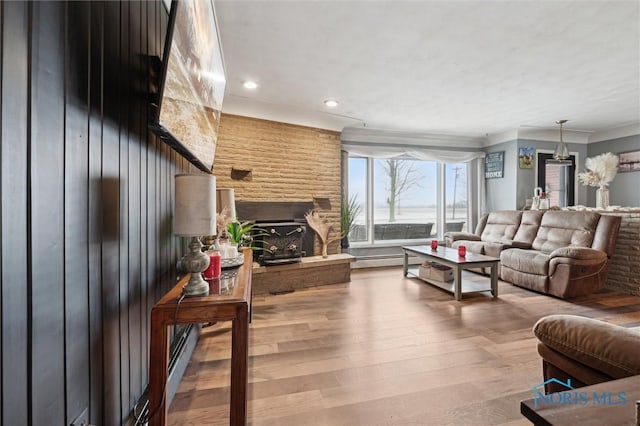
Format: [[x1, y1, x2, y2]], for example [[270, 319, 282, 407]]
[[148, 248, 253, 426]]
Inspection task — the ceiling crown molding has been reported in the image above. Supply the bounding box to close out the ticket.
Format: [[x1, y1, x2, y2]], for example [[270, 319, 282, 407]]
[[589, 122, 640, 143], [341, 127, 486, 149], [516, 127, 593, 144]]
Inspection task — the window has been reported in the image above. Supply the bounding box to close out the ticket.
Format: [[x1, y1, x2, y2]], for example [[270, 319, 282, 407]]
[[347, 156, 470, 244], [445, 163, 468, 233], [373, 158, 437, 241], [347, 157, 368, 242]]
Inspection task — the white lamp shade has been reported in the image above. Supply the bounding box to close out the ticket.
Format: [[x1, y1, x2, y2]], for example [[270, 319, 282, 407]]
[[216, 188, 236, 222], [174, 174, 216, 236]]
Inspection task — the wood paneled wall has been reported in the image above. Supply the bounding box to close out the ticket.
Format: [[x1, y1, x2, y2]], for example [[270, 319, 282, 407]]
[[0, 2, 194, 425]]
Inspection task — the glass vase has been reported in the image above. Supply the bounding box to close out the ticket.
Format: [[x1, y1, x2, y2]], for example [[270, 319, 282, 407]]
[[596, 185, 609, 209]]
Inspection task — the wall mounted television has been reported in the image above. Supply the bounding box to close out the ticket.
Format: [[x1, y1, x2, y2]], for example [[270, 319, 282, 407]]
[[150, 0, 226, 174]]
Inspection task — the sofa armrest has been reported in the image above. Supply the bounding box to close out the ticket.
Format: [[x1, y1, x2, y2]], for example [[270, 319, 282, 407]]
[[549, 247, 607, 261], [444, 232, 480, 246], [494, 239, 531, 249], [533, 315, 640, 378]]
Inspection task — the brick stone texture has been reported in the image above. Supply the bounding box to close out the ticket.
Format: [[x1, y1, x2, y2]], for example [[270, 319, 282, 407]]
[[602, 212, 640, 295], [214, 114, 342, 256], [252, 254, 353, 295]]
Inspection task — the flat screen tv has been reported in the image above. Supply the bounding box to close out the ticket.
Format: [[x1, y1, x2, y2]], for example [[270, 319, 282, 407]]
[[150, 0, 226, 173]]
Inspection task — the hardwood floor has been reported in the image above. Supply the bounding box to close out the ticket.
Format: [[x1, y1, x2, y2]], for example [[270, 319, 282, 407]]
[[168, 267, 640, 425]]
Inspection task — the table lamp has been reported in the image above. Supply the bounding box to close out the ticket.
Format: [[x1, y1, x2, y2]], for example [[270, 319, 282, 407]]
[[174, 174, 216, 297]]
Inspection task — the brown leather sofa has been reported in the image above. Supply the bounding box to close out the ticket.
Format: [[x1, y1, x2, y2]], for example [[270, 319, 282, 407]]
[[533, 314, 640, 393], [445, 210, 621, 298]]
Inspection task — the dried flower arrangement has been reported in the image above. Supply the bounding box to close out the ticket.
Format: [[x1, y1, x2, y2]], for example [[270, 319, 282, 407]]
[[578, 152, 619, 188], [304, 209, 343, 258], [216, 207, 234, 233]]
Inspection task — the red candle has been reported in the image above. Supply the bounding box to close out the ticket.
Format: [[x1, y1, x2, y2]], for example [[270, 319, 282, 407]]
[[458, 245, 467, 257], [430, 239, 438, 250], [203, 251, 222, 279], [208, 277, 220, 295]]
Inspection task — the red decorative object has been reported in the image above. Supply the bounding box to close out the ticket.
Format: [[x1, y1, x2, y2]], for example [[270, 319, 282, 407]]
[[203, 251, 222, 279], [458, 245, 467, 257], [431, 239, 438, 250]]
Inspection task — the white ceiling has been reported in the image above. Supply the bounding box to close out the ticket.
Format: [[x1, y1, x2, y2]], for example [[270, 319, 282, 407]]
[[215, 1, 640, 142]]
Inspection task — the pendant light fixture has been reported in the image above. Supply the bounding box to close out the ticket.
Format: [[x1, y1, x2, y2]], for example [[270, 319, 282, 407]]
[[547, 119, 572, 166]]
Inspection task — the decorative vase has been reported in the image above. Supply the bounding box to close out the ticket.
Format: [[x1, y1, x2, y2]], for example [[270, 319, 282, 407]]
[[341, 235, 350, 251], [596, 185, 609, 209]]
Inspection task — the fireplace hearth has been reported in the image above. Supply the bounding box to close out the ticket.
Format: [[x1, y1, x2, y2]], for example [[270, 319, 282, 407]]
[[236, 201, 315, 266]]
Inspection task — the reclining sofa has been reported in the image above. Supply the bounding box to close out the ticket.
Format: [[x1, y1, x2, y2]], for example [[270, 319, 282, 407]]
[[444, 210, 621, 298]]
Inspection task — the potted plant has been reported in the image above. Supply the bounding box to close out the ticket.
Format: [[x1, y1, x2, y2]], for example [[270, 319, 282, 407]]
[[340, 194, 362, 250], [226, 220, 270, 252]]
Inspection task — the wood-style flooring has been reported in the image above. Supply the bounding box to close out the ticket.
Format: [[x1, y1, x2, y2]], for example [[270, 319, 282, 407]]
[[168, 267, 640, 425]]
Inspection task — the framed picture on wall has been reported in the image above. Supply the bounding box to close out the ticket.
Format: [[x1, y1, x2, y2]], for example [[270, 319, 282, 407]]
[[618, 149, 640, 173], [519, 147, 535, 169], [485, 151, 504, 179]]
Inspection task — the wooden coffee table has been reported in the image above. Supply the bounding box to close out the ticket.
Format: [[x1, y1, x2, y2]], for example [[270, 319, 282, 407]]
[[402, 245, 499, 301]]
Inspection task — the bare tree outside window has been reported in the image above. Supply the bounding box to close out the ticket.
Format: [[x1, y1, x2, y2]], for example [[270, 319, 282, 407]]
[[381, 159, 422, 222]]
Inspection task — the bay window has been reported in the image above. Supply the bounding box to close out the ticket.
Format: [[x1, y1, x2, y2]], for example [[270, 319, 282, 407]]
[[346, 156, 471, 245]]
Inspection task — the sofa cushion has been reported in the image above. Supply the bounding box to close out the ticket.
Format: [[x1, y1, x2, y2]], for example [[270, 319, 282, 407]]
[[480, 211, 523, 243], [500, 248, 549, 275], [513, 210, 544, 246], [531, 211, 600, 253]]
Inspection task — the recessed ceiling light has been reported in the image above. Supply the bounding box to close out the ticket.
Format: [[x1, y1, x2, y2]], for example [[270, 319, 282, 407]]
[[324, 99, 339, 107], [243, 80, 258, 89]]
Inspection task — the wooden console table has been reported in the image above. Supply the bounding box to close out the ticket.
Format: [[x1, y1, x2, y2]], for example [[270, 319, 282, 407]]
[[148, 248, 253, 426]]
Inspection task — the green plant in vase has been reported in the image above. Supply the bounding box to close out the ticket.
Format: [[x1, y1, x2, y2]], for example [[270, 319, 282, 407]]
[[340, 194, 362, 249]]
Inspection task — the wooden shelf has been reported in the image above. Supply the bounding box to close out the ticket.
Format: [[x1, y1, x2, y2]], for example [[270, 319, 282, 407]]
[[406, 267, 492, 295]]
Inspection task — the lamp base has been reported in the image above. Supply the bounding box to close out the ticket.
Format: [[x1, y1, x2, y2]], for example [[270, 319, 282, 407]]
[[181, 236, 210, 297], [183, 275, 210, 297]]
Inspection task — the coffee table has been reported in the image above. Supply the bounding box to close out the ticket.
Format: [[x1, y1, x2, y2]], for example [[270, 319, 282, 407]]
[[402, 245, 499, 301]]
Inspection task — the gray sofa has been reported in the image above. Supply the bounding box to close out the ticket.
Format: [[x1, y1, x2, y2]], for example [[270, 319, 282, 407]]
[[445, 210, 621, 298]]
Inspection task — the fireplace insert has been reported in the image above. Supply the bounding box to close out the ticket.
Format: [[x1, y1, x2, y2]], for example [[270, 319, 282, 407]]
[[237, 201, 315, 266], [255, 221, 307, 265]]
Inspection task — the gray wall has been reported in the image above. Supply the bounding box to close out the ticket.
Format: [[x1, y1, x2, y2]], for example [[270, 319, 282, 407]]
[[516, 139, 588, 209], [587, 134, 640, 207], [485, 140, 518, 212], [484, 138, 589, 211]]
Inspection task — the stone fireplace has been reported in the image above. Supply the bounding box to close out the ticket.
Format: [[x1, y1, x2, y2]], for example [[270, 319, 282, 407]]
[[213, 114, 342, 257]]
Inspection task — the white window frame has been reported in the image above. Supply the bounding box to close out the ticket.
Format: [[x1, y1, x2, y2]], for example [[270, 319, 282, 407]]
[[347, 156, 472, 246]]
